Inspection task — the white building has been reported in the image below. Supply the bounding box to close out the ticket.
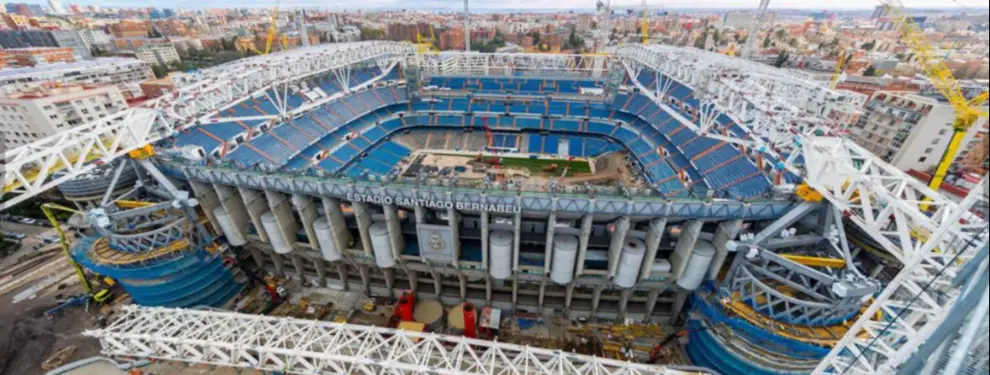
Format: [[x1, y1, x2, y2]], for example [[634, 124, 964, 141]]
[[48, 0, 67, 14], [722, 11, 775, 29], [852, 91, 989, 171], [78, 29, 114, 52], [134, 43, 181, 67], [0, 58, 155, 100], [0, 84, 128, 149]]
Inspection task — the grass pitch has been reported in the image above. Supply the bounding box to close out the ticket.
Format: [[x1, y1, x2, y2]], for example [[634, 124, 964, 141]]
[[476, 155, 593, 175]]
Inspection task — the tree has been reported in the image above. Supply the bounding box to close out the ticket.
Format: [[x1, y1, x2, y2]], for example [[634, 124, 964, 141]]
[[863, 66, 877, 77], [762, 36, 771, 49], [773, 50, 790, 68], [360, 27, 385, 41], [775, 28, 786, 40], [862, 39, 876, 51], [788, 38, 798, 47], [151, 64, 168, 79], [694, 30, 708, 50], [527, 30, 541, 45]]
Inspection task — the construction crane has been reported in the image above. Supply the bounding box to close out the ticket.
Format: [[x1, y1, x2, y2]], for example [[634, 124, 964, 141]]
[[264, 0, 282, 54], [881, 0, 990, 191], [828, 50, 847, 90], [640, 0, 649, 45], [415, 24, 439, 54]]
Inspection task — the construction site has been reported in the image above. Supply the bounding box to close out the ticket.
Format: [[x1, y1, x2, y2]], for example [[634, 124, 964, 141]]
[[1, 0, 989, 374]]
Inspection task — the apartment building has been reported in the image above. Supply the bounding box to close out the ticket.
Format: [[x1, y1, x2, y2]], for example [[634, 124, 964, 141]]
[[0, 58, 155, 100], [852, 91, 989, 171], [134, 43, 181, 66], [110, 20, 148, 38], [0, 84, 128, 149], [4, 47, 76, 67], [77, 28, 114, 52]]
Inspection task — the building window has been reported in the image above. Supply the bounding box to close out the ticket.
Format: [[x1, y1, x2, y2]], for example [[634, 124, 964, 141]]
[[931, 139, 941, 145], [919, 157, 927, 163], [924, 148, 933, 154], [939, 129, 948, 135], [81, 109, 89, 114]]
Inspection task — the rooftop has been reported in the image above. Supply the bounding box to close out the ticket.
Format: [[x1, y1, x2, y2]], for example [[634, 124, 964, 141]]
[[0, 58, 147, 79]]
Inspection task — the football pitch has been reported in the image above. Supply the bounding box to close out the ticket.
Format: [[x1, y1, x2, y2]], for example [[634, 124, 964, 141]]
[[481, 155, 593, 175]]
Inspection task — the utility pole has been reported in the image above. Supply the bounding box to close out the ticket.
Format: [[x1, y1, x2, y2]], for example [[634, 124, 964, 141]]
[[464, 0, 471, 52]]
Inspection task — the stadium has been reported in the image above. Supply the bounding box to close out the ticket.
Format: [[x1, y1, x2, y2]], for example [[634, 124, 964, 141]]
[[5, 41, 986, 375]]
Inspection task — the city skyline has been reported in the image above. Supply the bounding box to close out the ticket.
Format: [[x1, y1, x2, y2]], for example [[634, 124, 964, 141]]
[[12, 0, 990, 11]]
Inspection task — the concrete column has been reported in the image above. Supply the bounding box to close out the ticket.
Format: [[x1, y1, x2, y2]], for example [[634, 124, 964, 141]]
[[709, 219, 743, 280], [248, 247, 266, 270], [485, 276, 493, 305], [641, 218, 668, 280], [357, 264, 371, 296], [608, 217, 631, 278], [618, 289, 632, 319], [511, 275, 519, 310], [384, 268, 395, 297], [406, 266, 419, 292], [313, 256, 327, 287], [670, 220, 703, 280], [564, 282, 576, 312], [544, 213, 557, 274], [351, 202, 374, 257], [234, 187, 267, 242], [481, 211, 490, 271], [189, 181, 222, 235], [336, 263, 349, 291], [271, 252, 286, 277], [290, 254, 306, 282], [447, 208, 461, 266], [591, 285, 604, 318], [265, 191, 299, 251], [458, 273, 467, 301], [576, 214, 593, 276], [538, 279, 547, 307], [645, 289, 661, 322], [671, 291, 690, 324], [291, 195, 320, 250], [321, 198, 353, 252], [512, 210, 522, 271], [383, 204, 406, 261]]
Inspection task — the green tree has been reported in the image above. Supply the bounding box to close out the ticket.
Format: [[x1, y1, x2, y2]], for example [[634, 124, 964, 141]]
[[862, 39, 876, 51], [762, 36, 771, 48], [789, 38, 798, 47], [151, 64, 168, 79], [527, 30, 541, 45], [694, 30, 708, 50], [775, 28, 786, 40], [863, 66, 877, 76], [773, 50, 790, 68], [360, 27, 386, 41]]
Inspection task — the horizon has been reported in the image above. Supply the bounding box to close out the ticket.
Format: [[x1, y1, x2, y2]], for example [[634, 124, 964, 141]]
[[14, 0, 990, 12]]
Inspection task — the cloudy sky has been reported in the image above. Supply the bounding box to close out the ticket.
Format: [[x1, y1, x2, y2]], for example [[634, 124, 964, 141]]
[[23, 0, 990, 10]]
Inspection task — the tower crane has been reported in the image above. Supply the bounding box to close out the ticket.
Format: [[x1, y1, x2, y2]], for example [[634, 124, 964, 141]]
[[879, 0, 989, 192], [640, 0, 649, 45], [828, 50, 847, 91], [264, 0, 282, 54]]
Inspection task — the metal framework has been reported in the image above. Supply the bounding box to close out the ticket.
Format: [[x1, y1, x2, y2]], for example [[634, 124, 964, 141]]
[[616, 45, 989, 375], [419, 52, 612, 79], [85, 306, 700, 375], [1, 42, 413, 211]]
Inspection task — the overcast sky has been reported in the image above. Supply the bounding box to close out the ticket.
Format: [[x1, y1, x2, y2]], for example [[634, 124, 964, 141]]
[[22, 0, 990, 11]]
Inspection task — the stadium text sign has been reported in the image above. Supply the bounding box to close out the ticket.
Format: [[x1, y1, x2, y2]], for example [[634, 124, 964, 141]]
[[346, 193, 520, 213]]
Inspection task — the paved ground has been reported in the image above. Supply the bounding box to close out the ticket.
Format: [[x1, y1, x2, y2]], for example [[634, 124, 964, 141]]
[[0, 221, 59, 270]]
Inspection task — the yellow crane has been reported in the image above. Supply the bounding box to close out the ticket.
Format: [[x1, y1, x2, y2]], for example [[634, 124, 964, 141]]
[[881, 0, 989, 191], [640, 0, 649, 45], [828, 50, 847, 90], [416, 24, 439, 54], [264, 0, 282, 54]]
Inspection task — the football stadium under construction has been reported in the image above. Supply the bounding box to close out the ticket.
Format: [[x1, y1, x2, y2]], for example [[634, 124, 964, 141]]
[[2, 41, 989, 375]]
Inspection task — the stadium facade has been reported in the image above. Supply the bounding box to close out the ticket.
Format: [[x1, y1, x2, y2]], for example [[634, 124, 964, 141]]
[[49, 42, 989, 375]]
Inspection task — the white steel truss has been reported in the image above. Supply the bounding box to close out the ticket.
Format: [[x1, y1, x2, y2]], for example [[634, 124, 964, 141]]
[[618, 44, 990, 375], [418, 52, 612, 79], [85, 306, 700, 375], [1, 42, 413, 211]]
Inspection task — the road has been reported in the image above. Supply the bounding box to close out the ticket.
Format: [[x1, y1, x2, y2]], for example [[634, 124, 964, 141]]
[[0, 220, 59, 270]]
